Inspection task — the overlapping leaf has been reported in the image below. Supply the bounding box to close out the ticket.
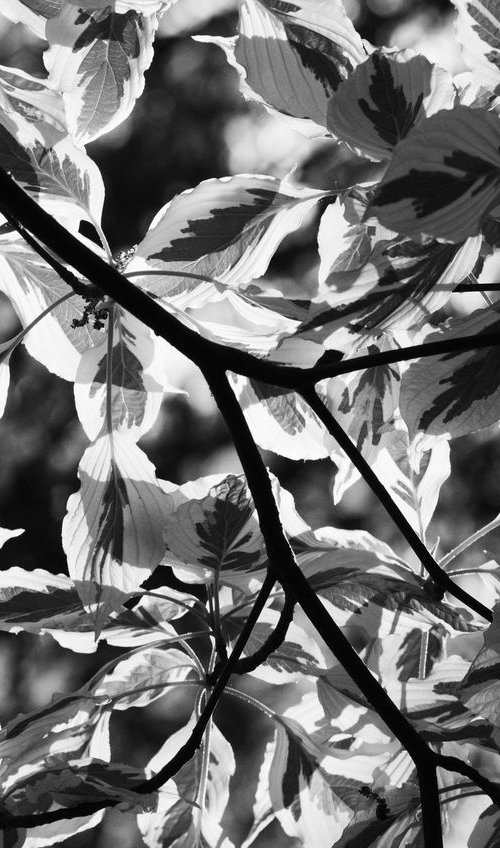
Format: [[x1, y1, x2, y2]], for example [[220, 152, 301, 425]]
[[138, 716, 235, 848], [74, 306, 169, 441], [163, 472, 267, 590], [400, 305, 500, 438], [452, 0, 500, 89], [229, 374, 338, 461], [0, 241, 104, 382], [201, 0, 366, 135], [370, 103, 500, 242], [62, 432, 167, 626], [244, 711, 359, 848], [45, 4, 159, 144], [0, 567, 199, 652], [132, 174, 328, 298], [311, 190, 483, 347], [327, 48, 456, 161], [0, 93, 105, 230], [0, 64, 66, 132]]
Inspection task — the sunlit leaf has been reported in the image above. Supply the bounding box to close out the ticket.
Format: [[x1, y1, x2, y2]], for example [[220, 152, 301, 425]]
[[201, 0, 366, 135], [62, 433, 167, 627], [369, 104, 500, 242], [0, 0, 61, 38], [45, 5, 159, 144], [0, 526, 23, 549], [452, 0, 500, 88], [138, 716, 235, 848], [163, 472, 267, 590], [132, 174, 327, 298], [74, 306, 169, 442], [91, 645, 199, 709], [328, 48, 455, 161], [0, 64, 66, 132], [400, 305, 500, 438], [313, 191, 482, 343], [229, 374, 337, 461]]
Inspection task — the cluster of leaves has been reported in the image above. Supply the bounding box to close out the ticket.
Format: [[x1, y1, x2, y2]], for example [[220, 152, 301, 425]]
[[2, 0, 500, 847]]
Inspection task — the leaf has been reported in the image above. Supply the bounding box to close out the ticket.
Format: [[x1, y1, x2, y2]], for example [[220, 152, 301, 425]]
[[324, 337, 402, 500], [314, 190, 482, 341], [133, 174, 327, 296], [201, 0, 366, 135], [452, 0, 500, 89], [44, 5, 159, 144], [0, 567, 198, 653], [62, 433, 167, 628], [245, 714, 356, 848], [229, 374, 337, 461], [400, 305, 500, 438], [0, 757, 152, 817], [74, 306, 169, 442], [138, 717, 235, 848], [163, 472, 269, 589], [0, 65, 66, 132], [90, 645, 199, 709], [369, 104, 500, 242], [0, 242, 104, 382], [0, 99, 105, 230], [0, 0, 61, 38], [468, 803, 500, 848], [327, 48, 456, 161], [370, 432, 451, 537], [458, 601, 500, 727]]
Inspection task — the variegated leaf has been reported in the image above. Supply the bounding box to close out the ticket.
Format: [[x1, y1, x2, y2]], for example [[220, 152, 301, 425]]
[[314, 190, 482, 343], [0, 567, 196, 653], [369, 104, 500, 242], [138, 717, 235, 848], [0, 0, 61, 38], [91, 645, 199, 709], [74, 306, 168, 442], [452, 0, 500, 88], [200, 0, 366, 135], [400, 305, 500, 438], [0, 242, 104, 382], [133, 175, 327, 297], [163, 472, 267, 590], [328, 48, 455, 161], [0, 64, 66, 132], [458, 601, 500, 727], [2, 757, 152, 818], [62, 432, 166, 627], [370, 433, 451, 537], [229, 373, 337, 461], [45, 5, 158, 144], [0, 98, 105, 230], [244, 714, 356, 848]]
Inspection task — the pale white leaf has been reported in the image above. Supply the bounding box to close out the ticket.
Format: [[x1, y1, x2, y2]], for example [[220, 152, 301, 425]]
[[452, 0, 500, 89], [0, 526, 23, 549]]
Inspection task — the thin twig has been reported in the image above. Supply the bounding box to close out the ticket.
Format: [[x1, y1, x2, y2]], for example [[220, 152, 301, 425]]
[[300, 386, 492, 623]]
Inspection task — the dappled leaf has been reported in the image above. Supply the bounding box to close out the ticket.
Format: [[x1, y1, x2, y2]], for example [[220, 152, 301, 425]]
[[328, 48, 455, 160], [370, 104, 500, 242], [133, 174, 327, 297], [62, 433, 167, 627], [74, 306, 168, 441], [400, 305, 500, 438], [45, 5, 159, 144]]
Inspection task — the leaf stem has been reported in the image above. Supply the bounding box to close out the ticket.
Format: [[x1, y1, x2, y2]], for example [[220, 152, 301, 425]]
[[439, 514, 500, 568]]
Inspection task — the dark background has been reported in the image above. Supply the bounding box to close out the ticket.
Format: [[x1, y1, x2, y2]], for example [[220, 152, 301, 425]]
[[1, 1, 497, 846]]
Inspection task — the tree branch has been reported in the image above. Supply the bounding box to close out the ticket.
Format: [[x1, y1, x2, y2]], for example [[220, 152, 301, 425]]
[[0, 168, 498, 391], [299, 386, 492, 623]]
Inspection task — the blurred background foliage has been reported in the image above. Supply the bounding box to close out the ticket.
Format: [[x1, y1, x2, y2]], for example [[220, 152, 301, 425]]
[[0, 1, 499, 845]]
